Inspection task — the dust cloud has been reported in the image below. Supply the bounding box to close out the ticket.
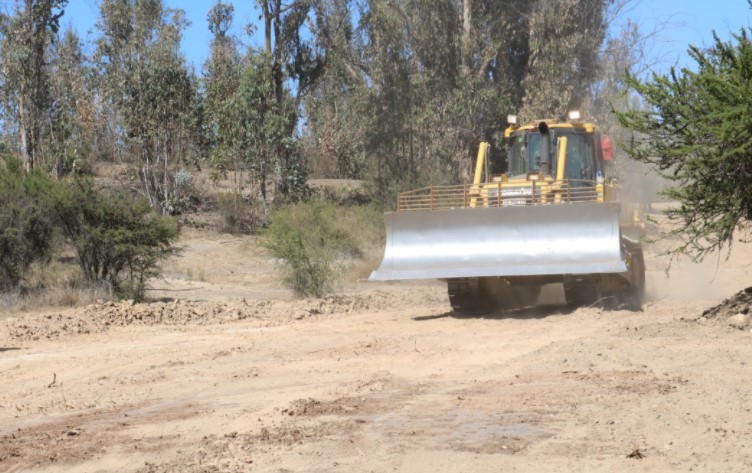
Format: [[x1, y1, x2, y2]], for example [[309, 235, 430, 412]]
[[645, 248, 751, 302], [615, 158, 751, 303]]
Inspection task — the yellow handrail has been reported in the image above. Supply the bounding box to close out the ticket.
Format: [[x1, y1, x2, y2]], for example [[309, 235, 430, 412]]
[[397, 181, 614, 211]]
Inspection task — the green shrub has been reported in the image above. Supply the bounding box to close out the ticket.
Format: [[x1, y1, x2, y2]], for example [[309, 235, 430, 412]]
[[51, 179, 180, 301], [265, 225, 335, 297], [0, 157, 56, 291], [264, 200, 384, 297], [215, 191, 262, 234]]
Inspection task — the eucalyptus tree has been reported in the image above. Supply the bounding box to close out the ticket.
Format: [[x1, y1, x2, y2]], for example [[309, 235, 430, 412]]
[[0, 0, 67, 172], [46, 27, 95, 177], [203, 1, 242, 183], [306, 0, 531, 186], [302, 0, 368, 179], [254, 0, 319, 201], [518, 0, 609, 121], [95, 0, 199, 214], [202, 0, 311, 217], [229, 51, 297, 222]]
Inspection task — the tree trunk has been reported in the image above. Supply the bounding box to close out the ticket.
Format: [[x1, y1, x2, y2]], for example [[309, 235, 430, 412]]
[[462, 0, 472, 71], [262, 0, 272, 58], [21, 0, 35, 171], [18, 92, 32, 172], [258, 0, 290, 198]]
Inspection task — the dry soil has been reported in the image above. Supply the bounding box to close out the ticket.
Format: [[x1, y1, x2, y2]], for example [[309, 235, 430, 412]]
[[2, 227, 752, 472]]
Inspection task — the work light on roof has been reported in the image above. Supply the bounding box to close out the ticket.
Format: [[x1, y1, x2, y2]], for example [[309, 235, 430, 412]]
[[507, 114, 518, 125], [567, 110, 581, 121]]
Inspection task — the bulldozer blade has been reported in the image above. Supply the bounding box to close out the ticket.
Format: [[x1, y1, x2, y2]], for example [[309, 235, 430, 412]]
[[369, 202, 627, 281]]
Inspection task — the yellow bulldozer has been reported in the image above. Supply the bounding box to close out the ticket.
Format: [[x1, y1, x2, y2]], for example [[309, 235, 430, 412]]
[[369, 111, 645, 313]]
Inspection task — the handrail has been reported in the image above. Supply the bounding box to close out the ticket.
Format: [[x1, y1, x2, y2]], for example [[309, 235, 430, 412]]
[[397, 180, 614, 211]]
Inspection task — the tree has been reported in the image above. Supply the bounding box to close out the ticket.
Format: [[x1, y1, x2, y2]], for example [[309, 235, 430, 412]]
[[0, 0, 67, 172], [255, 0, 314, 200], [300, 0, 612, 194], [300, 0, 367, 179], [228, 51, 296, 223], [519, 0, 608, 121], [203, 1, 242, 183], [95, 0, 199, 215], [51, 178, 180, 301], [0, 156, 56, 291], [46, 27, 95, 177], [617, 29, 752, 260]]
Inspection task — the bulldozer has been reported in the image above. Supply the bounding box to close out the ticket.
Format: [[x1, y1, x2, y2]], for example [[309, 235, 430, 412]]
[[369, 111, 645, 313]]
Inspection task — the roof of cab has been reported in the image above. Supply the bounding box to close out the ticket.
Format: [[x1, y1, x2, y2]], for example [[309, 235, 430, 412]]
[[504, 120, 597, 137]]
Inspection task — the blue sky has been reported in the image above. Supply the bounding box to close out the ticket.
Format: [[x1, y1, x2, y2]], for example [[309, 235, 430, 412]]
[[15, 0, 752, 73], [625, 0, 752, 72]]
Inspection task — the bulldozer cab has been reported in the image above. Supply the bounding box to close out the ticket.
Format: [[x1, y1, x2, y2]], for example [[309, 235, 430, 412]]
[[505, 126, 602, 183]]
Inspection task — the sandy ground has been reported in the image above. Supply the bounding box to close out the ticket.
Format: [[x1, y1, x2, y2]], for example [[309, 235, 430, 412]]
[[2, 226, 752, 472]]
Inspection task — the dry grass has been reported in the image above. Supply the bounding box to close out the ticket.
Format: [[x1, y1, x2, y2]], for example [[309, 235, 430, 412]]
[[342, 246, 384, 282], [181, 266, 207, 282], [0, 262, 113, 315]]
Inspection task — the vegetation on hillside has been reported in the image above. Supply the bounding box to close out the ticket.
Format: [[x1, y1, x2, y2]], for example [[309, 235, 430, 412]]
[[264, 200, 383, 297], [0, 156, 180, 302], [51, 179, 180, 300], [0, 158, 56, 291]]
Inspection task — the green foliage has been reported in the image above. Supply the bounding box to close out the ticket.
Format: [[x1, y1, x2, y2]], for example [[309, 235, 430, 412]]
[[215, 191, 262, 234], [203, 1, 242, 180], [265, 226, 334, 298], [0, 0, 69, 171], [0, 156, 179, 301], [229, 52, 298, 213], [51, 179, 180, 301], [95, 0, 200, 215], [519, 0, 607, 121], [303, 0, 609, 196], [0, 156, 56, 290], [617, 28, 752, 260], [264, 200, 382, 297], [45, 27, 95, 178]]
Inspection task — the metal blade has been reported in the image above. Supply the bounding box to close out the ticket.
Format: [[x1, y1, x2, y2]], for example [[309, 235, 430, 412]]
[[369, 202, 626, 281]]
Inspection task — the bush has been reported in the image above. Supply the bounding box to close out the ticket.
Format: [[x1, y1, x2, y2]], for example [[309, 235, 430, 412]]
[[264, 200, 384, 297], [215, 191, 262, 234], [52, 179, 180, 301], [168, 169, 200, 215], [0, 157, 56, 291], [265, 226, 335, 297]]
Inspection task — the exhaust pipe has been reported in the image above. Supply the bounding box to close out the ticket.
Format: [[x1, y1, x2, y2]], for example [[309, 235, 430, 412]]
[[538, 121, 551, 175]]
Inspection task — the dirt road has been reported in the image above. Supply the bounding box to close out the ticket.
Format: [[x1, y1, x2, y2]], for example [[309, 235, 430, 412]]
[[2, 230, 752, 472]]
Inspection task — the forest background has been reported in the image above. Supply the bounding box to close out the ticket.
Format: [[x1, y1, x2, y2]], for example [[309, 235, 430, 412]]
[[0, 0, 674, 209]]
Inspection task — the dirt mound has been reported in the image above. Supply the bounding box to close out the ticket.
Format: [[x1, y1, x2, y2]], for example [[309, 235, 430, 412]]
[[2, 288, 446, 342], [4, 299, 272, 341], [282, 397, 368, 417], [700, 287, 752, 328]]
